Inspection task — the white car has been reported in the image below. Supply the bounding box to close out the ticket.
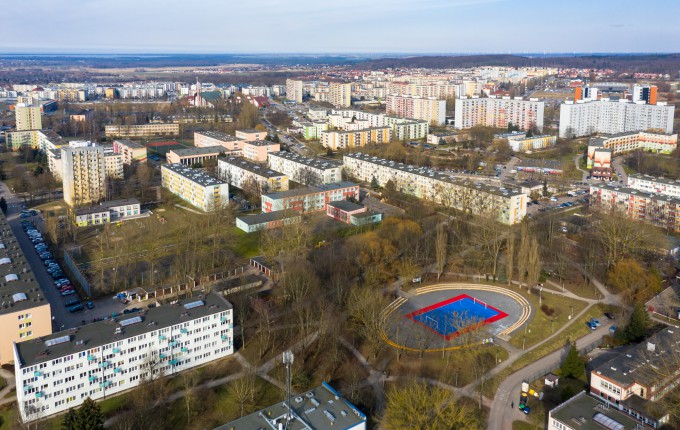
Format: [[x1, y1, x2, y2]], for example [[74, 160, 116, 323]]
[[550, 197, 558, 202]]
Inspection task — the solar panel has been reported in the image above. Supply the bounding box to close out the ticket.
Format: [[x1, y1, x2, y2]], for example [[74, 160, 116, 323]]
[[45, 335, 70, 347], [183, 300, 205, 310], [593, 413, 625, 430], [119, 316, 142, 327]]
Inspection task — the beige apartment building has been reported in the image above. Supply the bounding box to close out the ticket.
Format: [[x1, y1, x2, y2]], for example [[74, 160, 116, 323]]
[[15, 104, 42, 131], [321, 127, 392, 150], [161, 164, 229, 212], [104, 123, 180, 138], [194, 131, 244, 152], [218, 157, 289, 193], [329, 81, 351, 108], [112, 139, 148, 163], [61, 144, 106, 207], [242, 140, 280, 162]]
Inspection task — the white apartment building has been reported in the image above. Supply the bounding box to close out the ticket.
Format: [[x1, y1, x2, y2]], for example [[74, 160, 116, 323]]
[[104, 123, 180, 138], [161, 164, 229, 212], [329, 109, 429, 140], [61, 144, 106, 207], [587, 131, 677, 157], [627, 174, 680, 199], [217, 157, 289, 193], [343, 153, 527, 224], [386, 95, 446, 126], [454, 96, 545, 131], [559, 99, 675, 138], [286, 79, 304, 103], [14, 293, 233, 422], [329, 82, 351, 108], [15, 104, 42, 131], [194, 131, 243, 152], [386, 81, 458, 99], [267, 151, 342, 185]]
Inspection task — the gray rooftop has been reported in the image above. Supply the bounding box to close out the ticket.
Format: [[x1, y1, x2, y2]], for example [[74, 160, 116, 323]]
[[590, 182, 680, 205], [113, 139, 144, 149], [550, 392, 641, 430], [628, 173, 680, 188], [194, 130, 240, 142], [263, 182, 357, 201], [237, 210, 300, 226], [593, 327, 680, 389], [327, 200, 364, 212], [268, 151, 342, 170], [517, 158, 563, 170], [344, 153, 524, 198], [101, 198, 140, 209], [214, 382, 366, 430], [162, 164, 227, 188], [0, 213, 50, 317], [244, 140, 278, 147], [170, 146, 224, 157], [15, 293, 232, 368], [219, 157, 286, 179]]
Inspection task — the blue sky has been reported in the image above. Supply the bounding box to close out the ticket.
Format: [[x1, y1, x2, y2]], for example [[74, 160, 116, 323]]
[[2, 0, 678, 53]]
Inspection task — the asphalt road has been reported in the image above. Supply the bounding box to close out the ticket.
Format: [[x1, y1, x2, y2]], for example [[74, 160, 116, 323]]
[[0, 183, 125, 331]]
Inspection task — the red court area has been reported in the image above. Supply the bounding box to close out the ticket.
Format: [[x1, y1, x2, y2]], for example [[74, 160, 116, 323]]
[[405, 294, 508, 340]]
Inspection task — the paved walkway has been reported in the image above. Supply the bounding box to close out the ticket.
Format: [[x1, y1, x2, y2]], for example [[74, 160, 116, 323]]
[[0, 368, 16, 406]]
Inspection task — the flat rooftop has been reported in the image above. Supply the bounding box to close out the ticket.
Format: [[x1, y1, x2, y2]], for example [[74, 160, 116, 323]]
[[169, 146, 224, 157], [244, 140, 278, 147], [628, 173, 680, 187], [590, 182, 680, 204], [219, 157, 286, 178], [113, 139, 144, 149], [194, 130, 240, 142], [263, 181, 357, 201], [214, 382, 366, 430], [162, 164, 226, 188], [327, 200, 364, 212], [0, 213, 51, 317], [344, 153, 524, 198], [15, 293, 232, 368], [236, 210, 300, 226], [101, 198, 140, 209], [268, 151, 342, 170], [550, 392, 640, 430]]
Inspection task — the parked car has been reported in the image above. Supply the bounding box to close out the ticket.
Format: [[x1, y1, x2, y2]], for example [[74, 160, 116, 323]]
[[67, 303, 84, 312], [586, 321, 596, 330], [86, 301, 95, 309], [590, 318, 601, 327], [65, 298, 80, 307], [61, 289, 76, 296], [609, 325, 617, 333]]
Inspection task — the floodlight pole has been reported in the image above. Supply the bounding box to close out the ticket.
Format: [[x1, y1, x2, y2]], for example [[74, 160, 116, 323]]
[[282, 350, 294, 428]]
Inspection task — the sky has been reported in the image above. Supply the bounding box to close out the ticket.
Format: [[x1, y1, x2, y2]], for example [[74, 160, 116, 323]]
[[1, 0, 679, 54]]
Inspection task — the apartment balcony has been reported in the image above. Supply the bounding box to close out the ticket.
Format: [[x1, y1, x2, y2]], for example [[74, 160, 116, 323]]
[[180, 328, 188, 334], [112, 348, 121, 353], [35, 391, 44, 398], [88, 375, 97, 382], [33, 371, 41, 377]]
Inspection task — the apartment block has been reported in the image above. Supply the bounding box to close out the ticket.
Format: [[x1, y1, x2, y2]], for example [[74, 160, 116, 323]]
[[627, 174, 680, 199], [161, 164, 229, 212], [14, 293, 233, 422], [166, 146, 224, 166], [261, 182, 359, 214], [494, 132, 557, 153], [286, 79, 304, 103], [321, 127, 392, 150], [299, 121, 329, 140], [61, 144, 106, 207], [74, 198, 141, 227], [589, 182, 680, 232], [559, 99, 674, 138], [387, 81, 458, 99], [235, 129, 267, 142], [454, 96, 544, 131], [104, 153, 124, 179], [386, 95, 445, 126], [217, 157, 289, 193], [112, 139, 148, 164], [5, 129, 65, 153], [194, 131, 243, 152], [586, 132, 677, 167], [329, 81, 352, 108], [343, 153, 526, 224], [267, 152, 342, 186], [214, 382, 366, 430], [104, 123, 180, 138], [15, 104, 42, 131], [328, 110, 429, 140], [0, 213, 52, 364], [240, 140, 280, 162]]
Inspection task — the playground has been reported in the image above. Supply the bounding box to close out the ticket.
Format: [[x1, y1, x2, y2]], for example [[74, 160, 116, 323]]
[[381, 283, 533, 352]]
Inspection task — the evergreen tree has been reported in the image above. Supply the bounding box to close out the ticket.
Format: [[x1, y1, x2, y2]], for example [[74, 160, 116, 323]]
[[624, 302, 650, 342], [61, 408, 78, 430], [370, 176, 380, 189], [75, 397, 104, 430], [560, 342, 584, 379]]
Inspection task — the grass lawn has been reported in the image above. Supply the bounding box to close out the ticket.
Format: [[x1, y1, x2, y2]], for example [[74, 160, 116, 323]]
[[513, 421, 538, 430], [509, 290, 588, 350], [229, 227, 261, 258]]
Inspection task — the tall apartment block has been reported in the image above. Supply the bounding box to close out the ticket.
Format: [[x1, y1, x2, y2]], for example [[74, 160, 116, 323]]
[[386, 95, 446, 126], [286, 79, 304, 103], [161, 164, 229, 212], [329, 81, 351, 108], [454, 96, 544, 131], [267, 151, 343, 185], [15, 104, 42, 131], [559, 99, 674, 138], [0, 213, 52, 364], [343, 153, 527, 224], [14, 293, 233, 422], [61, 144, 106, 207], [631, 84, 658, 105]]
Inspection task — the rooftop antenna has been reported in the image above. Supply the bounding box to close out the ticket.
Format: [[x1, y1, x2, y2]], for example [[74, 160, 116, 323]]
[[283, 350, 294, 429]]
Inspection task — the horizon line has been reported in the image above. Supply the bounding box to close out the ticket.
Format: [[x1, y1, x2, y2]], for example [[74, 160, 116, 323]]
[[1, 51, 679, 56]]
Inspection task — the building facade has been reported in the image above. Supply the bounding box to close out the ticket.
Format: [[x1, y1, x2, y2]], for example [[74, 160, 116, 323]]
[[261, 182, 359, 214], [166, 146, 224, 166], [112, 139, 148, 164], [235, 210, 302, 233], [74, 199, 141, 227], [267, 152, 342, 185], [104, 123, 180, 138], [587, 132, 678, 163], [61, 144, 106, 207], [559, 99, 675, 138], [194, 131, 243, 152], [14, 293, 233, 422], [161, 164, 229, 212], [494, 132, 557, 152], [343, 153, 526, 224], [217, 157, 289, 193], [235, 129, 267, 142], [285, 79, 304, 103], [241, 140, 280, 162], [329, 81, 352, 108], [386, 95, 446, 126], [15, 104, 42, 131], [454, 96, 545, 131], [320, 127, 392, 150]]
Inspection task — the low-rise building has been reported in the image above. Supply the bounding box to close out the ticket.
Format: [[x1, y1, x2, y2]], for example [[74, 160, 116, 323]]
[[14, 293, 233, 422], [0, 213, 52, 364], [112, 139, 148, 164], [426, 132, 458, 146], [217, 157, 288, 193], [241, 140, 280, 162], [105, 123, 180, 138], [343, 153, 526, 224], [193, 131, 244, 152], [166, 146, 223, 166], [73, 199, 142, 227], [321, 127, 392, 150], [494, 132, 557, 152], [161, 164, 229, 212], [261, 182, 359, 214], [267, 152, 342, 185], [548, 391, 643, 430], [326, 200, 383, 226], [235, 210, 302, 233], [214, 382, 366, 430], [587, 132, 678, 167], [517, 159, 563, 175], [235, 129, 267, 142]]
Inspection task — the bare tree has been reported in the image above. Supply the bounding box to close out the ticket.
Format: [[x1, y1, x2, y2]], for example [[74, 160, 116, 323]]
[[435, 222, 448, 280], [505, 229, 515, 285]]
